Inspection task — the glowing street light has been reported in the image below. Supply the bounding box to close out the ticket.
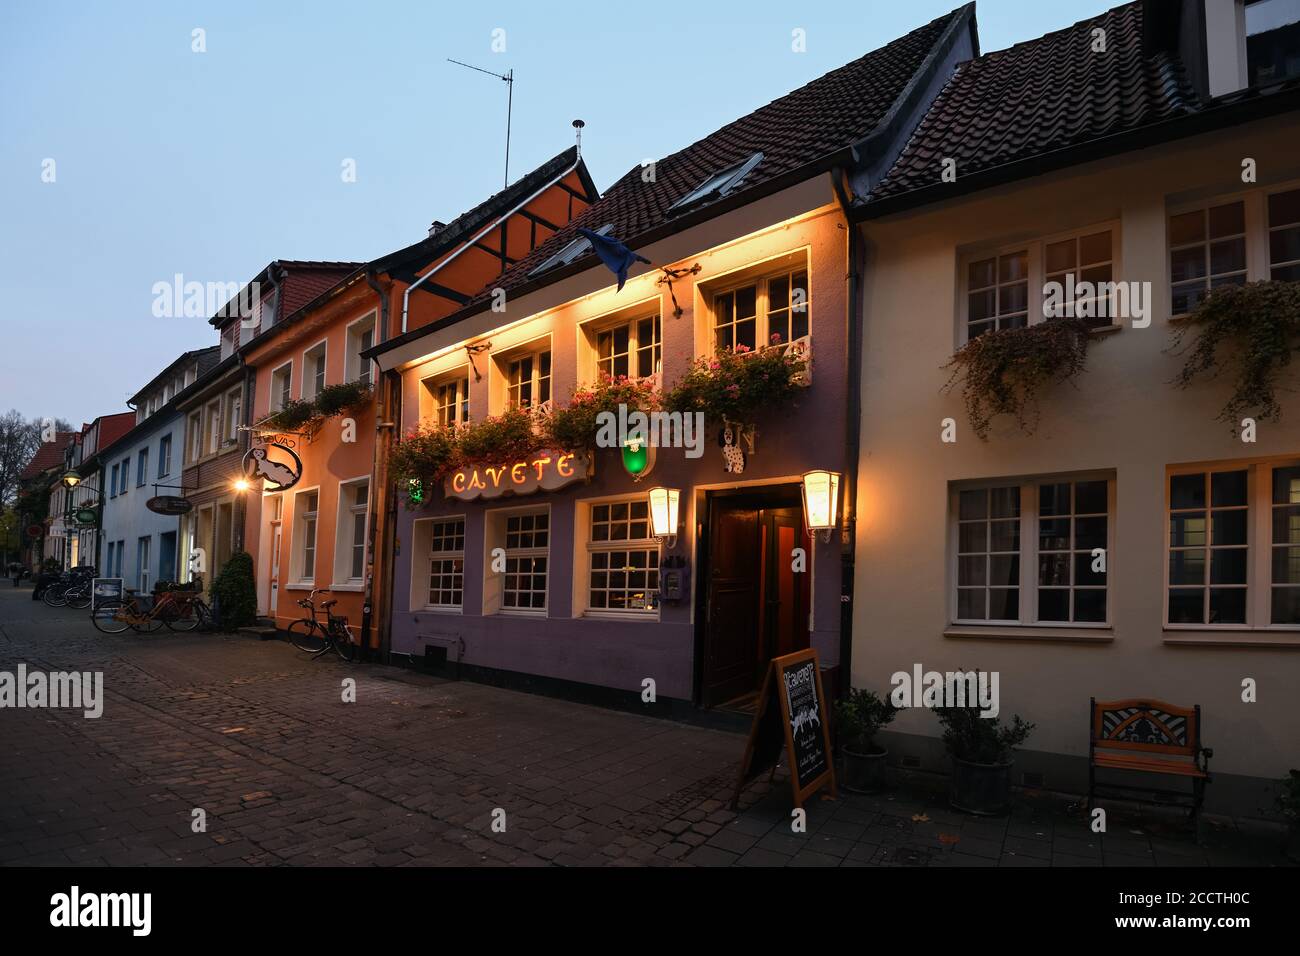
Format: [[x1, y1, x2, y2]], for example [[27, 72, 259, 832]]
[[647, 486, 681, 550], [801, 469, 841, 542]]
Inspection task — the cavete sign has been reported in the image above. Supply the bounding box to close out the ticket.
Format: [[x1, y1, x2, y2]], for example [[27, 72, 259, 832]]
[[445, 450, 591, 501]]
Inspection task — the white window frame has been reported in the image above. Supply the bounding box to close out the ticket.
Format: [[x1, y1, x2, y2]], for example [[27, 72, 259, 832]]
[[118, 458, 130, 495], [422, 368, 471, 430], [492, 335, 552, 414], [204, 398, 222, 456], [586, 309, 662, 384], [958, 221, 1121, 345], [292, 486, 321, 585], [269, 361, 293, 413], [949, 473, 1115, 628], [345, 312, 377, 387], [157, 433, 171, 478], [223, 387, 242, 445], [708, 265, 811, 353], [332, 477, 370, 589], [136, 447, 149, 487], [137, 535, 151, 593], [582, 496, 660, 618], [301, 340, 328, 401], [186, 411, 202, 463], [1164, 458, 1300, 631], [484, 504, 550, 616], [412, 515, 466, 612]]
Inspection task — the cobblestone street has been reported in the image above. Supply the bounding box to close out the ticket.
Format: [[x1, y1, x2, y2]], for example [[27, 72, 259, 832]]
[[0, 587, 1290, 867]]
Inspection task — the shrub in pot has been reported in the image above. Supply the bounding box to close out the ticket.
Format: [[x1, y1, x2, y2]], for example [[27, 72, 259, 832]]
[[934, 703, 1035, 815], [1278, 769, 1300, 863], [834, 688, 898, 793]]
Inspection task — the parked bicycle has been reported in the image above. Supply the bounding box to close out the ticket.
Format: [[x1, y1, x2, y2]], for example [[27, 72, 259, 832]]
[[91, 588, 212, 634], [287, 589, 356, 661], [42, 566, 98, 609]]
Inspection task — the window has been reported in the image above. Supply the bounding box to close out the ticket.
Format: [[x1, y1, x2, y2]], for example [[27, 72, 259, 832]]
[[334, 480, 369, 585], [187, 411, 202, 463], [119, 458, 130, 495], [527, 224, 613, 278], [137, 536, 151, 593], [429, 374, 470, 429], [157, 434, 171, 478], [966, 251, 1029, 338], [110, 464, 119, 497], [953, 476, 1111, 625], [712, 269, 809, 351], [302, 342, 327, 401], [269, 363, 293, 413], [1042, 231, 1115, 324], [106, 541, 115, 575], [204, 399, 221, 456], [423, 517, 465, 609], [346, 315, 376, 386], [497, 510, 548, 611], [596, 314, 661, 380], [295, 490, 319, 582], [1269, 187, 1300, 281], [1167, 461, 1300, 627], [224, 389, 242, 444], [136, 448, 149, 486], [587, 500, 659, 613], [1247, 0, 1300, 86], [505, 349, 551, 411], [1169, 200, 1247, 315], [668, 152, 763, 214]]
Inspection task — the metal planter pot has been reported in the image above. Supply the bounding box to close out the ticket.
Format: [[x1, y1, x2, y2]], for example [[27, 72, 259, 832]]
[[841, 746, 889, 794], [949, 756, 1014, 815]]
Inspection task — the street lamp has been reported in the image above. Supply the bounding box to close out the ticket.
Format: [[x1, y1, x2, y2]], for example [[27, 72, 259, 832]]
[[801, 469, 841, 543], [647, 486, 680, 550], [232, 478, 251, 493], [60, 471, 81, 489]]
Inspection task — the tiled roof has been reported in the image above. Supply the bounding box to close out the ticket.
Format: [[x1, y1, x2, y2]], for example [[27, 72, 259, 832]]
[[277, 261, 365, 318], [460, 7, 968, 306], [19, 433, 77, 481], [868, 1, 1200, 201], [96, 412, 137, 451]]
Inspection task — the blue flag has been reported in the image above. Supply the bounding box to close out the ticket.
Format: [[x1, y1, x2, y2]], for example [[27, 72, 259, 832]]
[[578, 227, 650, 291]]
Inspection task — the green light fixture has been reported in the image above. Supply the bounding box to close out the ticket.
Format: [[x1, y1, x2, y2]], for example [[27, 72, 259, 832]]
[[621, 437, 655, 481]]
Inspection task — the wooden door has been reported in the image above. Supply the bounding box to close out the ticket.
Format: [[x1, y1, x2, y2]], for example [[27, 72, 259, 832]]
[[763, 507, 810, 660], [703, 504, 762, 707]]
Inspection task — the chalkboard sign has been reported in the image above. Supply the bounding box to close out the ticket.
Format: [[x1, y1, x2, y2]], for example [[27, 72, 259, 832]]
[[732, 649, 837, 811]]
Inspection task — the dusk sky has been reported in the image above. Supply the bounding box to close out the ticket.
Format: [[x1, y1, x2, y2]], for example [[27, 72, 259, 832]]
[[1, 0, 1116, 425]]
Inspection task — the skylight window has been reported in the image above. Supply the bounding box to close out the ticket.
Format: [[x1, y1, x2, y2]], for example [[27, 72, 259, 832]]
[[667, 152, 764, 215], [527, 224, 614, 278]]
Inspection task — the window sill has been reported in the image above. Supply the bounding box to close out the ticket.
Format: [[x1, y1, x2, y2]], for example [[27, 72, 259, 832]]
[[1087, 323, 1123, 337], [1163, 628, 1300, 648], [944, 624, 1113, 644], [329, 583, 364, 592], [284, 583, 317, 591], [416, 605, 463, 615], [491, 608, 547, 618], [582, 610, 660, 623]]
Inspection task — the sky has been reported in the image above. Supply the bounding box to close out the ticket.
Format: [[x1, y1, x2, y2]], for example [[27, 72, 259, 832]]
[[0, 0, 1118, 426]]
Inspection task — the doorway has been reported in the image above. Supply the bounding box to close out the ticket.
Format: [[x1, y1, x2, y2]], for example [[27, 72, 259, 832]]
[[697, 485, 811, 710]]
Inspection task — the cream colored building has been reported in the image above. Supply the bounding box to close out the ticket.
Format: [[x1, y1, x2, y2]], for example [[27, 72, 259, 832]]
[[850, 0, 1300, 814]]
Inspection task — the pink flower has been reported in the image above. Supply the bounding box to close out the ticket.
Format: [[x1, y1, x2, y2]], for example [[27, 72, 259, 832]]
[[770, 332, 782, 344], [709, 361, 721, 370], [735, 344, 751, 354]]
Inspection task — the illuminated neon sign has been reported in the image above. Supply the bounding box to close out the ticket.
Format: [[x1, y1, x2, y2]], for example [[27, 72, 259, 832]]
[[444, 449, 592, 501]]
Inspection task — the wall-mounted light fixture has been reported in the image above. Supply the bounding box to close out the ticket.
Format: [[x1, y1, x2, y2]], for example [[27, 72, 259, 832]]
[[647, 486, 681, 550], [801, 469, 841, 543], [232, 478, 252, 493], [60, 471, 81, 489]]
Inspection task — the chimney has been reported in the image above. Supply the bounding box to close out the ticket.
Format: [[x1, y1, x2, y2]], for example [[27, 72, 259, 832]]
[[428, 220, 447, 238]]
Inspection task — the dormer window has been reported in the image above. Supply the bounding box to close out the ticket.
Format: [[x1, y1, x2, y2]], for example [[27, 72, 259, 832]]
[[527, 224, 613, 278], [668, 152, 763, 216], [1247, 0, 1300, 86]]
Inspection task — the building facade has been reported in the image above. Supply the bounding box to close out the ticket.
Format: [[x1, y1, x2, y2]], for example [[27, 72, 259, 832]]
[[850, 0, 1300, 811]]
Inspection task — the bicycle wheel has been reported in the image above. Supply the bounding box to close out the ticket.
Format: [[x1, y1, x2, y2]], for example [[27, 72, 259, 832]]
[[332, 626, 356, 663], [66, 587, 92, 609], [91, 601, 132, 634], [287, 619, 327, 654], [43, 584, 68, 608], [165, 600, 200, 632], [131, 612, 165, 634]]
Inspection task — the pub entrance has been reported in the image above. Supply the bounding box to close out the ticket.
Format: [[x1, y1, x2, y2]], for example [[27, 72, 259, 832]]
[[696, 484, 811, 710]]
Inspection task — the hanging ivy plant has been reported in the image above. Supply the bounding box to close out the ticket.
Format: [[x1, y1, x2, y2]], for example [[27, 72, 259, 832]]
[[943, 318, 1090, 440], [260, 398, 320, 433], [388, 423, 458, 489], [315, 380, 373, 418], [546, 373, 660, 452], [454, 407, 545, 465], [663, 340, 807, 423], [1171, 280, 1300, 428]]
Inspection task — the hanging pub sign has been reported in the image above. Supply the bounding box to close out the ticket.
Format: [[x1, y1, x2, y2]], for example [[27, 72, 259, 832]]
[[73, 508, 98, 526], [732, 648, 837, 811], [242, 442, 303, 492], [25, 524, 44, 540], [445, 449, 592, 501], [146, 496, 192, 516]]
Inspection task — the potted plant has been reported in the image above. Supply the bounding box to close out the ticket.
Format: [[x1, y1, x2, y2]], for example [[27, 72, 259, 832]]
[[662, 340, 808, 425], [1278, 769, 1300, 863], [834, 688, 898, 793], [934, 703, 1035, 815]]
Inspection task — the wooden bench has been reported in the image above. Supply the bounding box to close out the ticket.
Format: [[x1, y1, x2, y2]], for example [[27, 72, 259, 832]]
[[1088, 698, 1213, 834]]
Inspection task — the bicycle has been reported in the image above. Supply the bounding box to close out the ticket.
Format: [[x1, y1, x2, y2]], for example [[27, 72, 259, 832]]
[[156, 589, 216, 632], [90, 589, 199, 634], [287, 589, 356, 661], [42, 566, 97, 608]]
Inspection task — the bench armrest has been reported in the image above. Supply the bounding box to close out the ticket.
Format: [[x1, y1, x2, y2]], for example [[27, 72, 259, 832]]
[[1197, 747, 1213, 774]]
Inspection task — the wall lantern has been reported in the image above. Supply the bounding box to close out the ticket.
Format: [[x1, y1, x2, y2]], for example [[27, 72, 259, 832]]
[[647, 486, 681, 550], [60, 471, 81, 489], [232, 478, 252, 493], [801, 469, 841, 542]]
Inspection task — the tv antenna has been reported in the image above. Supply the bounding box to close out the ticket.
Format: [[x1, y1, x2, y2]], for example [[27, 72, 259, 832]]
[[448, 58, 514, 188]]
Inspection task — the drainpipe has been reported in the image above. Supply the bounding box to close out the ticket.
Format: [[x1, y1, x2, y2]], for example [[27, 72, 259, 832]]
[[832, 169, 865, 699], [397, 154, 583, 334], [364, 271, 393, 663]]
